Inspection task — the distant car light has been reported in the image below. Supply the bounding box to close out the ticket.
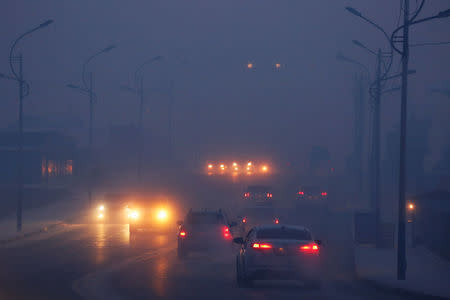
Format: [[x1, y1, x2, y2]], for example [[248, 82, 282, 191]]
[[321, 192, 328, 196], [208, 164, 213, 169], [97, 213, 104, 219], [223, 226, 231, 239], [298, 191, 304, 195], [157, 209, 168, 221], [129, 210, 139, 220], [274, 218, 279, 224], [98, 205, 105, 211], [179, 231, 187, 237], [242, 217, 247, 223]]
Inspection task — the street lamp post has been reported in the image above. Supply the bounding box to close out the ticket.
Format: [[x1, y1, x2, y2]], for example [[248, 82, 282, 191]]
[[67, 45, 115, 204], [121, 56, 162, 184], [346, 7, 394, 248], [390, 2, 450, 280], [6, 20, 54, 232]]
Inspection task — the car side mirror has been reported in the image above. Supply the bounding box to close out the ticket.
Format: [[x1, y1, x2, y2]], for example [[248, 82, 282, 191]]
[[229, 221, 237, 227], [315, 239, 322, 245], [176, 220, 183, 226], [233, 237, 244, 244]]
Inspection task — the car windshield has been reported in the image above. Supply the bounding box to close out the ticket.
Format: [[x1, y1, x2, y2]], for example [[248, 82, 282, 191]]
[[257, 228, 312, 240], [186, 213, 225, 225]]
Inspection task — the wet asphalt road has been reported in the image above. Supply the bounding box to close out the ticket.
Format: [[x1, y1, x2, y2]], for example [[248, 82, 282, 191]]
[[0, 222, 434, 300]]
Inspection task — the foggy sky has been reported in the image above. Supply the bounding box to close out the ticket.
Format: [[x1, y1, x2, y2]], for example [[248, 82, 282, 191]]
[[1, 0, 449, 169]]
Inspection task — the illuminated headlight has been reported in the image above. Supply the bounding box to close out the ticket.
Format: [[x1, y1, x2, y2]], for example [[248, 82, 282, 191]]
[[157, 209, 168, 221], [98, 205, 105, 211], [129, 210, 139, 220], [97, 213, 104, 219]]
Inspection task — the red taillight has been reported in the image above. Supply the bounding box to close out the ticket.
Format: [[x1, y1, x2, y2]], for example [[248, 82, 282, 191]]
[[223, 226, 231, 239], [244, 192, 250, 198], [321, 192, 327, 196], [266, 193, 273, 198], [242, 217, 247, 223], [252, 243, 272, 249], [274, 218, 279, 224], [298, 191, 304, 195], [179, 231, 187, 237], [300, 243, 319, 253]]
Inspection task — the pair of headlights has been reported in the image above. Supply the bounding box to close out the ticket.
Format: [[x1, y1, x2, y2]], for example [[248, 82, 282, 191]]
[[127, 209, 168, 221]]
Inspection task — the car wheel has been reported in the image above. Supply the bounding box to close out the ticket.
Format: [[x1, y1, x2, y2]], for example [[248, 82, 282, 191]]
[[236, 257, 252, 288]]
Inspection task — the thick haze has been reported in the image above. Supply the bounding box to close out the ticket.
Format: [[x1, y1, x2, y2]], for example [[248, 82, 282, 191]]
[[1, 0, 449, 169]]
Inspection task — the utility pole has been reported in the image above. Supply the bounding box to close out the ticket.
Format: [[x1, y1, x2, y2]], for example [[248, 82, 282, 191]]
[[374, 48, 382, 247], [397, 0, 409, 281], [17, 54, 24, 232]]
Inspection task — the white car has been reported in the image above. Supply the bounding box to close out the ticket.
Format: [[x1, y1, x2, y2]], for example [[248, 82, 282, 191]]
[[234, 225, 322, 288]]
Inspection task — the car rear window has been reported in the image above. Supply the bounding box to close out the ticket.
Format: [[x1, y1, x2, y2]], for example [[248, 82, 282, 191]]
[[186, 213, 225, 225], [257, 228, 312, 240]]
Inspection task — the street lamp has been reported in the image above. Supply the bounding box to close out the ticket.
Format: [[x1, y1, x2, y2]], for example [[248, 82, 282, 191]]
[[5, 19, 54, 232], [67, 44, 116, 204], [390, 2, 450, 280], [121, 56, 163, 183], [346, 5, 394, 248]]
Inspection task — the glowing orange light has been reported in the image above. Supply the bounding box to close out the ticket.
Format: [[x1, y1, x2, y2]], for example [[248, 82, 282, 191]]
[[208, 164, 213, 169], [247, 63, 253, 69], [261, 165, 268, 172], [179, 231, 186, 237], [408, 203, 415, 210], [275, 63, 281, 69]]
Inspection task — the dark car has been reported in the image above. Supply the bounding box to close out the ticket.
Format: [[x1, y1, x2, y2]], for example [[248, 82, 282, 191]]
[[234, 225, 322, 288], [297, 186, 328, 202], [177, 209, 234, 258], [243, 185, 273, 207]]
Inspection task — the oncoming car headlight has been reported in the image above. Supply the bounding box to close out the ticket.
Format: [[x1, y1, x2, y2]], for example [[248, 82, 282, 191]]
[[128, 210, 139, 220], [96, 204, 105, 219], [156, 209, 168, 222]]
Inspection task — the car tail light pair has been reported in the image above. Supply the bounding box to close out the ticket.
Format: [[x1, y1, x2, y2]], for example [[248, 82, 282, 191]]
[[321, 192, 327, 196], [223, 226, 231, 239], [298, 191, 304, 195], [252, 243, 272, 249], [266, 193, 273, 198], [300, 243, 319, 253]]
